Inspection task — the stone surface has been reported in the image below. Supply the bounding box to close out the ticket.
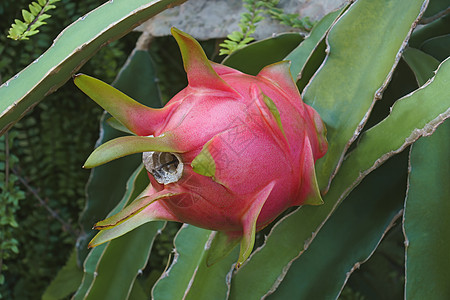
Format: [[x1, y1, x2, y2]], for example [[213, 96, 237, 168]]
[[137, 0, 348, 40]]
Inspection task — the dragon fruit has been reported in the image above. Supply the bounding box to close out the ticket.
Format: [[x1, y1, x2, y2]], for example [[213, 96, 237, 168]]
[[74, 28, 327, 266]]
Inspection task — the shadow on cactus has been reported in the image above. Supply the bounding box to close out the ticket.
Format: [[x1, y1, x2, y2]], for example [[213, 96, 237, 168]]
[[73, 28, 327, 267]]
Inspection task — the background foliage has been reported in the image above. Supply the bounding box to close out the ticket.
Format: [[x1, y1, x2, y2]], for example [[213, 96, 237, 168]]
[[0, 1, 147, 298], [0, 1, 199, 298]]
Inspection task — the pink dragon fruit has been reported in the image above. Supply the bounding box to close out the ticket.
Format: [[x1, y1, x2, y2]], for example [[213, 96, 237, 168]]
[[74, 28, 327, 266]]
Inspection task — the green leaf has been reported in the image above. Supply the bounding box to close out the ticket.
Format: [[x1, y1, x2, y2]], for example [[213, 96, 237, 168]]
[[268, 152, 407, 299], [151, 225, 212, 299], [39, 13, 52, 21], [344, 224, 405, 299], [222, 33, 303, 75], [106, 117, 134, 135], [85, 222, 165, 299], [228, 31, 244, 42], [22, 9, 35, 23], [420, 34, 450, 61], [26, 30, 40, 37], [73, 244, 107, 298], [83, 135, 180, 168], [364, 58, 418, 129], [285, 5, 347, 82], [15, 19, 27, 28], [295, 39, 326, 93], [240, 37, 255, 44], [184, 246, 238, 300], [44, 4, 57, 11], [409, 14, 450, 48], [422, 0, 450, 19], [402, 47, 440, 85], [152, 225, 239, 300], [113, 49, 163, 110], [42, 250, 83, 300], [0, 0, 186, 134], [206, 231, 240, 267], [302, 0, 427, 192], [7, 1, 57, 41], [347, 56, 450, 173], [403, 120, 450, 299], [29, 3, 41, 15], [75, 165, 149, 299], [229, 2, 445, 297], [75, 165, 166, 300], [128, 281, 148, 300]]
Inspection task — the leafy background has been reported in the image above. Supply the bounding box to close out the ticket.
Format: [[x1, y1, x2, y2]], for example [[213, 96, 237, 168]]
[[1, 1, 114, 298], [0, 1, 187, 298]]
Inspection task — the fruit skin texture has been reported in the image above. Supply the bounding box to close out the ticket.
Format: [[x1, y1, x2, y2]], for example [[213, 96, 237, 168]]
[[74, 28, 328, 266]]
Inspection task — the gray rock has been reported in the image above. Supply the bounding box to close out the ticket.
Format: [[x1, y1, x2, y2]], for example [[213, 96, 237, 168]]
[[137, 0, 347, 40]]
